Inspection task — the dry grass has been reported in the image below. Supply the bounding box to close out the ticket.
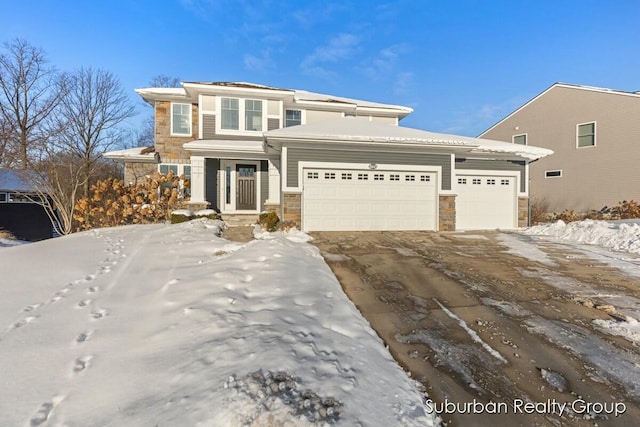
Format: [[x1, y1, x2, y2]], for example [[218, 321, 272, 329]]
[[0, 229, 16, 240]]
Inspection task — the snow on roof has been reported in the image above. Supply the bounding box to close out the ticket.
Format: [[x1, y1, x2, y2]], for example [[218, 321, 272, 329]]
[[266, 117, 553, 161], [184, 81, 290, 91], [0, 168, 39, 192], [103, 146, 158, 162], [292, 89, 413, 113]]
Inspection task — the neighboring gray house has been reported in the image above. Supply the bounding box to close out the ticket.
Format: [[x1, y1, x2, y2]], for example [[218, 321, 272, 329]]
[[106, 82, 552, 231], [480, 83, 640, 213]]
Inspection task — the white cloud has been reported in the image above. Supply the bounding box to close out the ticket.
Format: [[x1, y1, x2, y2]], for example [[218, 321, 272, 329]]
[[301, 33, 361, 79]]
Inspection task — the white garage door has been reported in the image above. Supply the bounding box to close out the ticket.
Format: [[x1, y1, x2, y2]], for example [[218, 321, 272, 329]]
[[303, 168, 437, 231], [455, 175, 517, 230]]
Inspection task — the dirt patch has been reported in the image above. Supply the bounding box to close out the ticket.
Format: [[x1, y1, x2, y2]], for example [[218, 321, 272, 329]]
[[312, 231, 640, 427]]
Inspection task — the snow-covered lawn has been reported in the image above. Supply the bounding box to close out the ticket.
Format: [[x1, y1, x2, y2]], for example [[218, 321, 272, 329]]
[[0, 220, 435, 426]]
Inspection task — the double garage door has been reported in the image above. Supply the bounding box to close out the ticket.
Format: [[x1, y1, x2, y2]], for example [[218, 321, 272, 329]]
[[455, 174, 517, 230], [303, 168, 437, 231]]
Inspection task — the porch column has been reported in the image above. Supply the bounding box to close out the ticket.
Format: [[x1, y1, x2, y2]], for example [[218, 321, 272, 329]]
[[190, 155, 206, 203], [268, 159, 281, 204]]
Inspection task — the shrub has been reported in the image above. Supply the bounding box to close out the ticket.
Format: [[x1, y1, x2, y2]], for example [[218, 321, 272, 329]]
[[171, 210, 194, 224], [195, 209, 220, 220], [258, 211, 280, 232], [529, 198, 551, 225], [74, 172, 188, 230], [612, 200, 640, 219], [551, 209, 584, 223]]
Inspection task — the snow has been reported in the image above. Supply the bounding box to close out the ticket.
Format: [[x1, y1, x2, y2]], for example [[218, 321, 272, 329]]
[[171, 208, 193, 217], [523, 219, 640, 255], [0, 220, 435, 426], [0, 237, 27, 247], [265, 117, 553, 161]]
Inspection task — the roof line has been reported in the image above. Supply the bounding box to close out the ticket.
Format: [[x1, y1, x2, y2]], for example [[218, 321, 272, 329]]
[[479, 82, 640, 137]]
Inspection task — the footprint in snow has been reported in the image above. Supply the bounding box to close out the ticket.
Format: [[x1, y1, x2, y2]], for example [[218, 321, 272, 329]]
[[12, 316, 37, 329], [30, 396, 63, 426], [84, 274, 96, 282], [23, 303, 41, 312], [87, 286, 100, 293], [241, 274, 254, 283], [73, 355, 93, 372], [76, 331, 93, 343], [76, 299, 91, 308], [90, 309, 109, 320]]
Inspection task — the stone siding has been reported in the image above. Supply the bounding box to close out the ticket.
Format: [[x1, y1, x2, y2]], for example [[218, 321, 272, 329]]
[[439, 195, 456, 231], [263, 202, 280, 214], [155, 101, 198, 161], [124, 162, 157, 185], [282, 193, 301, 227], [518, 197, 529, 228]]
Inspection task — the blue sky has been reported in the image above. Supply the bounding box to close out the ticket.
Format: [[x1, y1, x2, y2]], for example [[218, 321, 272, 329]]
[[1, 0, 639, 137]]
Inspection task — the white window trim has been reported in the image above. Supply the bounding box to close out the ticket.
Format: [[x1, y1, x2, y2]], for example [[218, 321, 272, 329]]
[[170, 103, 192, 137], [219, 159, 262, 213], [545, 169, 563, 178], [512, 133, 527, 145], [215, 97, 267, 136], [576, 121, 596, 149], [284, 108, 305, 127], [455, 170, 523, 196]]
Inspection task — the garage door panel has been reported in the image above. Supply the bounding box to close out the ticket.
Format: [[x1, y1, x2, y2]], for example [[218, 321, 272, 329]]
[[303, 168, 437, 231], [455, 175, 516, 230]]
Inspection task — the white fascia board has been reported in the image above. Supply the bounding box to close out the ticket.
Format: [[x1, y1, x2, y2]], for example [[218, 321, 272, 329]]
[[135, 88, 195, 103], [269, 137, 477, 154], [292, 99, 357, 111], [355, 106, 413, 117]]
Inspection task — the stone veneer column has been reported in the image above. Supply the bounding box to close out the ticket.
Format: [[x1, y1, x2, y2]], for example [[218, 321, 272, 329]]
[[439, 195, 456, 231], [518, 197, 529, 228], [282, 193, 302, 227]]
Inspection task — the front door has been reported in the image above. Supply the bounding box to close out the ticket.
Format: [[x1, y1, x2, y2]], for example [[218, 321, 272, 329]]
[[236, 164, 257, 210]]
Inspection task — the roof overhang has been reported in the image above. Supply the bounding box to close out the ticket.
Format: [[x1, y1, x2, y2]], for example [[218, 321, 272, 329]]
[[182, 82, 293, 99], [103, 147, 159, 163], [182, 139, 274, 159]]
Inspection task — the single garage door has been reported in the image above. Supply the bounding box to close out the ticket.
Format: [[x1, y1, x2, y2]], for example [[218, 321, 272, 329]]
[[455, 175, 517, 230], [303, 168, 437, 231]]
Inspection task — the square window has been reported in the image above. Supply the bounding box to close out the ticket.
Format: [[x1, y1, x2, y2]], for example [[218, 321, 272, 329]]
[[420, 175, 431, 182], [307, 172, 319, 179], [513, 134, 527, 145], [171, 103, 191, 135], [577, 122, 596, 147], [0, 192, 7, 202], [358, 173, 368, 180], [221, 98, 240, 130], [285, 109, 302, 127], [341, 173, 352, 180], [159, 164, 178, 175], [374, 174, 384, 181], [472, 178, 481, 185], [487, 179, 496, 185], [324, 172, 335, 179], [390, 174, 400, 181], [457, 178, 467, 185], [501, 179, 510, 185], [245, 99, 263, 131], [405, 175, 415, 181]]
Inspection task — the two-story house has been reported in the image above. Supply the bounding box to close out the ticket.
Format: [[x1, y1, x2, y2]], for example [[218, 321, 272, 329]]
[[480, 83, 640, 213], [106, 81, 552, 231]]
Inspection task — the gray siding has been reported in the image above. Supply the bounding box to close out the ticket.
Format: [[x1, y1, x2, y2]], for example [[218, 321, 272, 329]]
[[267, 118, 280, 131], [455, 158, 526, 192], [205, 158, 219, 210], [481, 85, 640, 211], [287, 148, 451, 190], [200, 114, 262, 141], [260, 160, 269, 211]]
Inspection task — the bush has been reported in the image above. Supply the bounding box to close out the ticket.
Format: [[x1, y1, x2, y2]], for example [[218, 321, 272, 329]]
[[74, 172, 188, 230], [612, 200, 640, 219], [195, 209, 220, 220], [171, 210, 194, 224], [529, 198, 551, 225], [258, 211, 280, 232]]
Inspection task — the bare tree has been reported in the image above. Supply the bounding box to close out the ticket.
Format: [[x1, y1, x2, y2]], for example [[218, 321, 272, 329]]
[[148, 74, 181, 88], [0, 38, 62, 169], [53, 67, 136, 197]]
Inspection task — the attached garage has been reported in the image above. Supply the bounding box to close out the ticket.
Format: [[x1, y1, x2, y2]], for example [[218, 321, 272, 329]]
[[302, 168, 437, 231], [455, 173, 518, 230]]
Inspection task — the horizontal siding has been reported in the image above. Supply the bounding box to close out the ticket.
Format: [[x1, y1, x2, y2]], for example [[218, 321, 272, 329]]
[[203, 114, 216, 139], [455, 158, 526, 192], [267, 118, 280, 131], [287, 148, 451, 190]]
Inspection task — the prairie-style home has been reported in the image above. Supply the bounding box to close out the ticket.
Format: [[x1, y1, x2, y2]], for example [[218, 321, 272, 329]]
[[480, 83, 640, 213], [105, 82, 551, 231]]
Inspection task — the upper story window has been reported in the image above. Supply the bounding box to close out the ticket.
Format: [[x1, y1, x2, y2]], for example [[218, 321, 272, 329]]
[[577, 122, 596, 148], [285, 109, 302, 127], [219, 97, 264, 133], [513, 134, 527, 145], [171, 103, 192, 136]]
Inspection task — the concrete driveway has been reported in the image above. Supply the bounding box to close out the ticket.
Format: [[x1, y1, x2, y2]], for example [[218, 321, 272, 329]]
[[311, 230, 640, 427]]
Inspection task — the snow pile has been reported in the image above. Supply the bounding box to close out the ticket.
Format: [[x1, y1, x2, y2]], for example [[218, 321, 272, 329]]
[[523, 219, 640, 255], [593, 317, 640, 346], [0, 221, 435, 426]]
